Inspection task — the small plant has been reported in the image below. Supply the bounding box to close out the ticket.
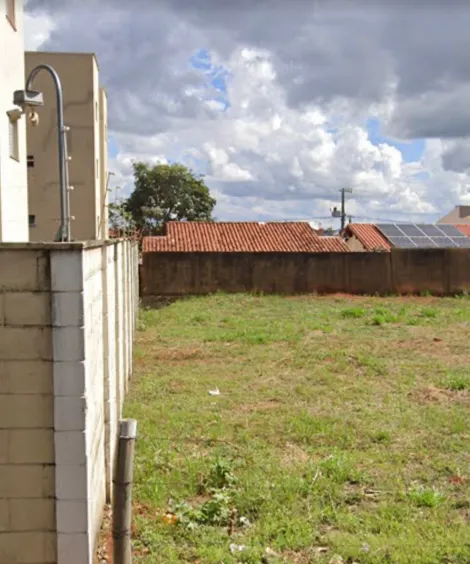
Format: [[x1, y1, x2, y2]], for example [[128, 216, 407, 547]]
[[441, 371, 470, 391], [371, 430, 391, 444], [421, 308, 438, 318], [318, 453, 362, 485], [202, 458, 237, 491], [168, 460, 238, 530], [341, 307, 366, 319], [371, 314, 386, 326], [407, 485, 445, 508], [191, 313, 209, 324]]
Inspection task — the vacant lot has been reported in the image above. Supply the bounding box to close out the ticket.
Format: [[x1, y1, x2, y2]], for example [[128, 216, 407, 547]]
[[125, 294, 470, 563]]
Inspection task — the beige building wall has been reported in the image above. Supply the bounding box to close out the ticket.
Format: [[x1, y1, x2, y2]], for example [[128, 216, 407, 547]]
[[0, 0, 29, 242], [25, 52, 108, 242], [345, 234, 366, 252], [99, 88, 109, 239], [437, 205, 470, 225]]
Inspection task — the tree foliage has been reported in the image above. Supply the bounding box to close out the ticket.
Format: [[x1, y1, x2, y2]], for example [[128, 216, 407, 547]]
[[108, 201, 135, 235], [124, 162, 216, 235]]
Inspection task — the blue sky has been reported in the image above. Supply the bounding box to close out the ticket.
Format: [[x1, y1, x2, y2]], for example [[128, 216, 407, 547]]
[[366, 118, 425, 163], [190, 49, 230, 111], [108, 136, 119, 159]]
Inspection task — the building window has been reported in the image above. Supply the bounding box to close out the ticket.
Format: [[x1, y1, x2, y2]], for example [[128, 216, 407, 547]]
[[6, 0, 16, 29], [27, 155, 35, 168], [29, 215, 36, 227], [9, 118, 19, 161]]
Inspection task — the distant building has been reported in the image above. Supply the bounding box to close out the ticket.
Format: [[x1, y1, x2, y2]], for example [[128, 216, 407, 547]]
[[0, 0, 29, 241], [437, 205, 470, 225], [25, 51, 108, 241], [143, 221, 351, 253], [343, 224, 391, 252], [343, 223, 470, 251]]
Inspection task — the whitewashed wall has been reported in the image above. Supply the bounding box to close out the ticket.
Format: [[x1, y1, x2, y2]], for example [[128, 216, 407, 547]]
[[0, 0, 29, 241], [51, 240, 138, 563]]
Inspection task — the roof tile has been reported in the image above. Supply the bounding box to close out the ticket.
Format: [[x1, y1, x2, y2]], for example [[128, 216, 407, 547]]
[[344, 224, 391, 251], [455, 224, 470, 237], [143, 222, 350, 253]]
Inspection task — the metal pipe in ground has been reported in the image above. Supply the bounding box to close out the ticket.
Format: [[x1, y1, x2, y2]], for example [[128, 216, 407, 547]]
[[112, 419, 138, 564]]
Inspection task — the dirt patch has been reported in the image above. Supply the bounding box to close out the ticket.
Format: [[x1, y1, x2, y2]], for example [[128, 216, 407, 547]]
[[237, 399, 282, 413], [411, 385, 470, 406], [94, 505, 112, 564], [283, 546, 330, 563], [281, 442, 310, 467], [155, 347, 208, 362]]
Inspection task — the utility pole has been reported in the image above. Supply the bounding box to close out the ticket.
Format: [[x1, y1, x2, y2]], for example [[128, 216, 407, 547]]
[[339, 188, 352, 231]]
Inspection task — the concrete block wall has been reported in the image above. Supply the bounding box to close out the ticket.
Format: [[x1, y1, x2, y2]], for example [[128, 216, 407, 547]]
[[0, 240, 139, 564], [0, 249, 56, 564], [83, 247, 106, 560]]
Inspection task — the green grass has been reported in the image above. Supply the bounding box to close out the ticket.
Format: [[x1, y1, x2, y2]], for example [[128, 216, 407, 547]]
[[125, 294, 470, 563]]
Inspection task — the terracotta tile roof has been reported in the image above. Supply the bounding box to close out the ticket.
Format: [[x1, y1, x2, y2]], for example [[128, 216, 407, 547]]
[[455, 224, 470, 237], [344, 224, 391, 251], [142, 222, 350, 253]]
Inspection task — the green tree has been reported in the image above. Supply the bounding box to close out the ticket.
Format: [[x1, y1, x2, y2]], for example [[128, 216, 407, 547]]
[[108, 201, 135, 236], [124, 162, 216, 234]]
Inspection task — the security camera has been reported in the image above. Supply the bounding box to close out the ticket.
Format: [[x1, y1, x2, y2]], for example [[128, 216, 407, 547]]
[[6, 108, 23, 121], [13, 89, 44, 109]]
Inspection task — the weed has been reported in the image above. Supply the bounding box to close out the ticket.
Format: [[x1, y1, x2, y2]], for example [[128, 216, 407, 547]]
[[341, 307, 366, 319], [441, 371, 470, 391], [171, 489, 234, 528], [421, 307, 439, 318], [200, 458, 237, 492], [371, 430, 391, 444], [370, 306, 400, 325], [318, 453, 363, 484], [407, 485, 445, 508]]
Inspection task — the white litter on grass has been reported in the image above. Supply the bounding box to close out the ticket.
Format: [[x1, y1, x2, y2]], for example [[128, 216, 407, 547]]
[[239, 515, 251, 528], [208, 387, 221, 396], [229, 544, 246, 554]]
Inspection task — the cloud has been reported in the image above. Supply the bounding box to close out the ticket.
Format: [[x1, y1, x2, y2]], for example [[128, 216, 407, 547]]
[[23, 0, 470, 223], [24, 2, 55, 50]]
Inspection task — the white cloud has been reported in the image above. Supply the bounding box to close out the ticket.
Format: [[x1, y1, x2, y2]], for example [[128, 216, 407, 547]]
[[24, 0, 470, 224], [24, 10, 55, 50]]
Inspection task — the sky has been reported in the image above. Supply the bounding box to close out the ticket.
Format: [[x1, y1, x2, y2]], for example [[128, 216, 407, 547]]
[[23, 0, 470, 227]]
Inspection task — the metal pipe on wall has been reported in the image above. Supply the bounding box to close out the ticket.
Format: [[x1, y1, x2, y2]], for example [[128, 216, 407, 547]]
[[25, 64, 71, 241]]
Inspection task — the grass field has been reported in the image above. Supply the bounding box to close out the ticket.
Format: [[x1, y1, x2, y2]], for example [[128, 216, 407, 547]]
[[125, 294, 470, 563]]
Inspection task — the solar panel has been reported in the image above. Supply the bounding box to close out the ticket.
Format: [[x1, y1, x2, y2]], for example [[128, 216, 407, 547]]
[[452, 237, 470, 248], [429, 237, 456, 248], [411, 237, 437, 248], [437, 225, 462, 237], [377, 224, 403, 237], [417, 224, 442, 237], [388, 236, 417, 248], [400, 224, 424, 237]]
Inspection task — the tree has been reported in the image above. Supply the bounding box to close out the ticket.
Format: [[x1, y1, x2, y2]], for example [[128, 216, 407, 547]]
[[124, 162, 216, 235], [108, 201, 135, 236]]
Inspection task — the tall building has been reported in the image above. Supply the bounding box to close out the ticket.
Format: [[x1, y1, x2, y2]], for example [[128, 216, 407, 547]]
[[0, 0, 29, 241], [25, 51, 109, 241]]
